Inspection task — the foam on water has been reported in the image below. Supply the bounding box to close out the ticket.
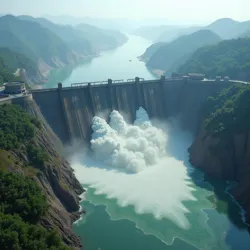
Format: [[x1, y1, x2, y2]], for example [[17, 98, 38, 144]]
[[71, 107, 196, 229]]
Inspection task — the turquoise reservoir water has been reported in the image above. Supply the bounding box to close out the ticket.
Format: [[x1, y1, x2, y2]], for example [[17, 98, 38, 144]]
[[46, 35, 250, 250], [45, 35, 156, 88], [70, 124, 250, 250]]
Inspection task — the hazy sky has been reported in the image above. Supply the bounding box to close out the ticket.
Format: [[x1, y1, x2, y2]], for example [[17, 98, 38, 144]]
[[1, 0, 249, 23]]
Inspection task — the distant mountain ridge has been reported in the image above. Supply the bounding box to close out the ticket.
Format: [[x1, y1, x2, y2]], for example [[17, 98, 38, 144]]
[[0, 15, 127, 84], [18, 15, 94, 56], [133, 25, 201, 43], [135, 18, 250, 43], [133, 25, 180, 42], [75, 23, 128, 51], [139, 17, 250, 76], [146, 29, 222, 74], [207, 18, 250, 39], [0, 15, 79, 80]]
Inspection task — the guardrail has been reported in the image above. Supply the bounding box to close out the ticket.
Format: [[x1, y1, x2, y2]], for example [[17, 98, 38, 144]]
[[71, 80, 108, 87], [71, 78, 151, 87]]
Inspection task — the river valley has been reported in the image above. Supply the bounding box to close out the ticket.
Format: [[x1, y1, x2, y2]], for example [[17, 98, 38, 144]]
[[46, 35, 250, 250], [44, 35, 156, 88]]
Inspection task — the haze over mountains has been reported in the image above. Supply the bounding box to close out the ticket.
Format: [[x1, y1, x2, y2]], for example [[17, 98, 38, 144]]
[[1, 13, 250, 86], [135, 18, 250, 42], [43, 15, 186, 32], [0, 14, 127, 84], [145, 30, 222, 73], [138, 17, 250, 77]]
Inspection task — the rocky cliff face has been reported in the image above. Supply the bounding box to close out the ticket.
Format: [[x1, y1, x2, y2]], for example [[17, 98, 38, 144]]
[[35, 128, 84, 249], [13, 98, 85, 249], [189, 123, 250, 225]]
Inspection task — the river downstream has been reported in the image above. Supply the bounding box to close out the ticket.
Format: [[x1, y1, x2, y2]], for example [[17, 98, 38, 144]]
[[47, 35, 250, 250]]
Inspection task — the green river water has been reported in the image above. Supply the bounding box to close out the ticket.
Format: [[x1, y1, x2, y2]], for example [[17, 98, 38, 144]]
[[46, 35, 250, 250]]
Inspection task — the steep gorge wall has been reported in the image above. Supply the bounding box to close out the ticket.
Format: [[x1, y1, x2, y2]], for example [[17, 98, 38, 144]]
[[32, 79, 235, 144], [1, 96, 84, 249]]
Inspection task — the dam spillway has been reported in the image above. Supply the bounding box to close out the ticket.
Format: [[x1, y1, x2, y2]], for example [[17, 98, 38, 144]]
[[31, 77, 240, 144]]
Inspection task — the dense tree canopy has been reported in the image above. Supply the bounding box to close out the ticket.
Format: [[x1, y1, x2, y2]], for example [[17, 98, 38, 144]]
[[0, 172, 47, 223], [179, 38, 250, 81], [0, 104, 48, 168], [0, 57, 20, 86], [0, 213, 70, 250], [203, 84, 250, 135], [0, 48, 38, 82], [0, 104, 36, 150]]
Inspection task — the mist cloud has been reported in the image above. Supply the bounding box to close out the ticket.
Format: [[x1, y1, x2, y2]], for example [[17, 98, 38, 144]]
[[91, 107, 167, 173]]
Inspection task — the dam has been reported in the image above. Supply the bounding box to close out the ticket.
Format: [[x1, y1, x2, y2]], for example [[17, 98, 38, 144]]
[[31, 76, 243, 144]]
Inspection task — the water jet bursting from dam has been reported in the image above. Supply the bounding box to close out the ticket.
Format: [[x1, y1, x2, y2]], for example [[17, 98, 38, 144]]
[[72, 108, 196, 229], [91, 107, 166, 173]]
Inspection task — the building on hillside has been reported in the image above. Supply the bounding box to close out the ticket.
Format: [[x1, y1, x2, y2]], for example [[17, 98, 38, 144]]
[[4, 82, 26, 94]]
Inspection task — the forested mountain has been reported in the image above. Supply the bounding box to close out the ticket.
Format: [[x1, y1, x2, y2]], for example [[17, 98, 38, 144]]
[[0, 48, 44, 85], [146, 30, 222, 73], [0, 57, 20, 85], [179, 38, 250, 81], [0, 48, 42, 81], [0, 15, 127, 83], [0, 15, 79, 77], [0, 104, 84, 248], [19, 15, 127, 52], [139, 42, 165, 62], [139, 18, 250, 73], [18, 15, 94, 55], [207, 18, 250, 39]]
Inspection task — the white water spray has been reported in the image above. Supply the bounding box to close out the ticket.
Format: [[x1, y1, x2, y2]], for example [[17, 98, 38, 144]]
[[72, 107, 196, 229], [91, 107, 166, 173]]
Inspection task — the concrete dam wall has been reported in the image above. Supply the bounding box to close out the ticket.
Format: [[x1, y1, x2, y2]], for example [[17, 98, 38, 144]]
[[31, 77, 240, 144]]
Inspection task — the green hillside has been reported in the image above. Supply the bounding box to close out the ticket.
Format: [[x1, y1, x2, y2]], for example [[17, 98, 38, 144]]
[[0, 57, 20, 85], [0, 104, 70, 249], [18, 15, 94, 56], [0, 48, 40, 78], [146, 29, 222, 73], [0, 15, 77, 69], [179, 38, 250, 81], [19, 15, 127, 53], [139, 42, 165, 62]]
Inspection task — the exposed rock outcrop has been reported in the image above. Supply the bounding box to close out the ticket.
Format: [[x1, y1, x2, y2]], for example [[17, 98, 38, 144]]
[[189, 128, 250, 225]]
